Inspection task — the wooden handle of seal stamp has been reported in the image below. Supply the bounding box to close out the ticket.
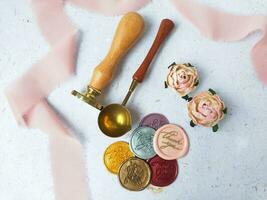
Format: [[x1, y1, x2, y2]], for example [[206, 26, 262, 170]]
[[133, 19, 174, 83], [89, 12, 144, 91]]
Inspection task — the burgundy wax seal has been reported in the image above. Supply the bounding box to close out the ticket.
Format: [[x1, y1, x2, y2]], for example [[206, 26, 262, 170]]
[[139, 113, 169, 130], [148, 155, 178, 187]]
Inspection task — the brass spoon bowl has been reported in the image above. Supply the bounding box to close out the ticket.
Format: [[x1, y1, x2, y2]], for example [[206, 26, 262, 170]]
[[98, 104, 132, 137]]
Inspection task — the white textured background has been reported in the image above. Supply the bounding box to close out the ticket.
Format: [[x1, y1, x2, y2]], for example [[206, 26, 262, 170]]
[[0, 0, 267, 200]]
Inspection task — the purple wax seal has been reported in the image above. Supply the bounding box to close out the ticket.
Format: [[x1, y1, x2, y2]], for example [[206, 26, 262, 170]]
[[139, 113, 169, 130]]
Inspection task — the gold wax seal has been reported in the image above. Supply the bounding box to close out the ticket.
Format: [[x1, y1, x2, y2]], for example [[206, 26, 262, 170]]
[[118, 157, 151, 191], [103, 141, 134, 174]]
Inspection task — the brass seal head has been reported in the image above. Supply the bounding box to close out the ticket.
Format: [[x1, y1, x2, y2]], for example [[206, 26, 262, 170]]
[[71, 86, 104, 110]]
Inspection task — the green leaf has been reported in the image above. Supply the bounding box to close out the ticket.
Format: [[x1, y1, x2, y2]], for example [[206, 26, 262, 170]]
[[190, 120, 196, 127], [184, 63, 194, 67], [212, 124, 219, 132], [182, 95, 189, 101], [187, 63, 193, 67], [194, 80, 199, 87], [208, 88, 216, 95], [182, 95, 193, 102], [168, 62, 176, 69], [164, 81, 168, 88], [223, 108, 227, 114]]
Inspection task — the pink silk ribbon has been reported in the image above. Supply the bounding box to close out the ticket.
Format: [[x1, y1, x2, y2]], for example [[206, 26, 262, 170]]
[[5, 0, 267, 200], [5, 0, 150, 200], [171, 0, 267, 84]]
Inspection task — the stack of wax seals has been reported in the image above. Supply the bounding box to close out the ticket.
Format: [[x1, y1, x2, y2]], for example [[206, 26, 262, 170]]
[[103, 113, 189, 191]]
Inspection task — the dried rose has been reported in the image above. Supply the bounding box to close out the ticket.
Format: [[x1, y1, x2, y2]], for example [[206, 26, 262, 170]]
[[188, 90, 226, 128], [166, 63, 199, 96]]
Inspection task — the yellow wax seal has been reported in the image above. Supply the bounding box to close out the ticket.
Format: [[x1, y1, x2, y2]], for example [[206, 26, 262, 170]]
[[118, 157, 151, 191], [103, 141, 134, 174]]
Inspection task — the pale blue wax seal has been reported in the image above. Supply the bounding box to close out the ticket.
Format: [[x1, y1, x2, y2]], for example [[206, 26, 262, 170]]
[[130, 127, 156, 160]]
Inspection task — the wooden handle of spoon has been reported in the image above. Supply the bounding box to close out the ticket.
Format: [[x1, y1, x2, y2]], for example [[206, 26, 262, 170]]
[[89, 12, 144, 91], [133, 19, 174, 83]]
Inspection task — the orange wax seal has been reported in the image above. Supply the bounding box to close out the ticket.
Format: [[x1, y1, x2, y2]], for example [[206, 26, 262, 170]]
[[103, 141, 134, 174]]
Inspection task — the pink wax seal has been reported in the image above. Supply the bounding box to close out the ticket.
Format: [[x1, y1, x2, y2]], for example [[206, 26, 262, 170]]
[[153, 124, 189, 160]]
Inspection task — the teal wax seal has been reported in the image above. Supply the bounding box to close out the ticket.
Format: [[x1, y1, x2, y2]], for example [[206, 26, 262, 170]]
[[130, 127, 156, 160]]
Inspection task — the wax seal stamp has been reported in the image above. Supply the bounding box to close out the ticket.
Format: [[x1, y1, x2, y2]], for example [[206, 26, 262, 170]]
[[153, 124, 189, 160], [118, 157, 151, 191], [71, 12, 145, 111], [139, 113, 169, 130], [103, 141, 134, 174], [148, 155, 178, 187], [130, 127, 156, 160], [187, 89, 227, 132]]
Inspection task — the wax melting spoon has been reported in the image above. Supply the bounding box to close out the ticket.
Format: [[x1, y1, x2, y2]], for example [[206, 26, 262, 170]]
[[98, 19, 174, 137], [72, 12, 144, 110]]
